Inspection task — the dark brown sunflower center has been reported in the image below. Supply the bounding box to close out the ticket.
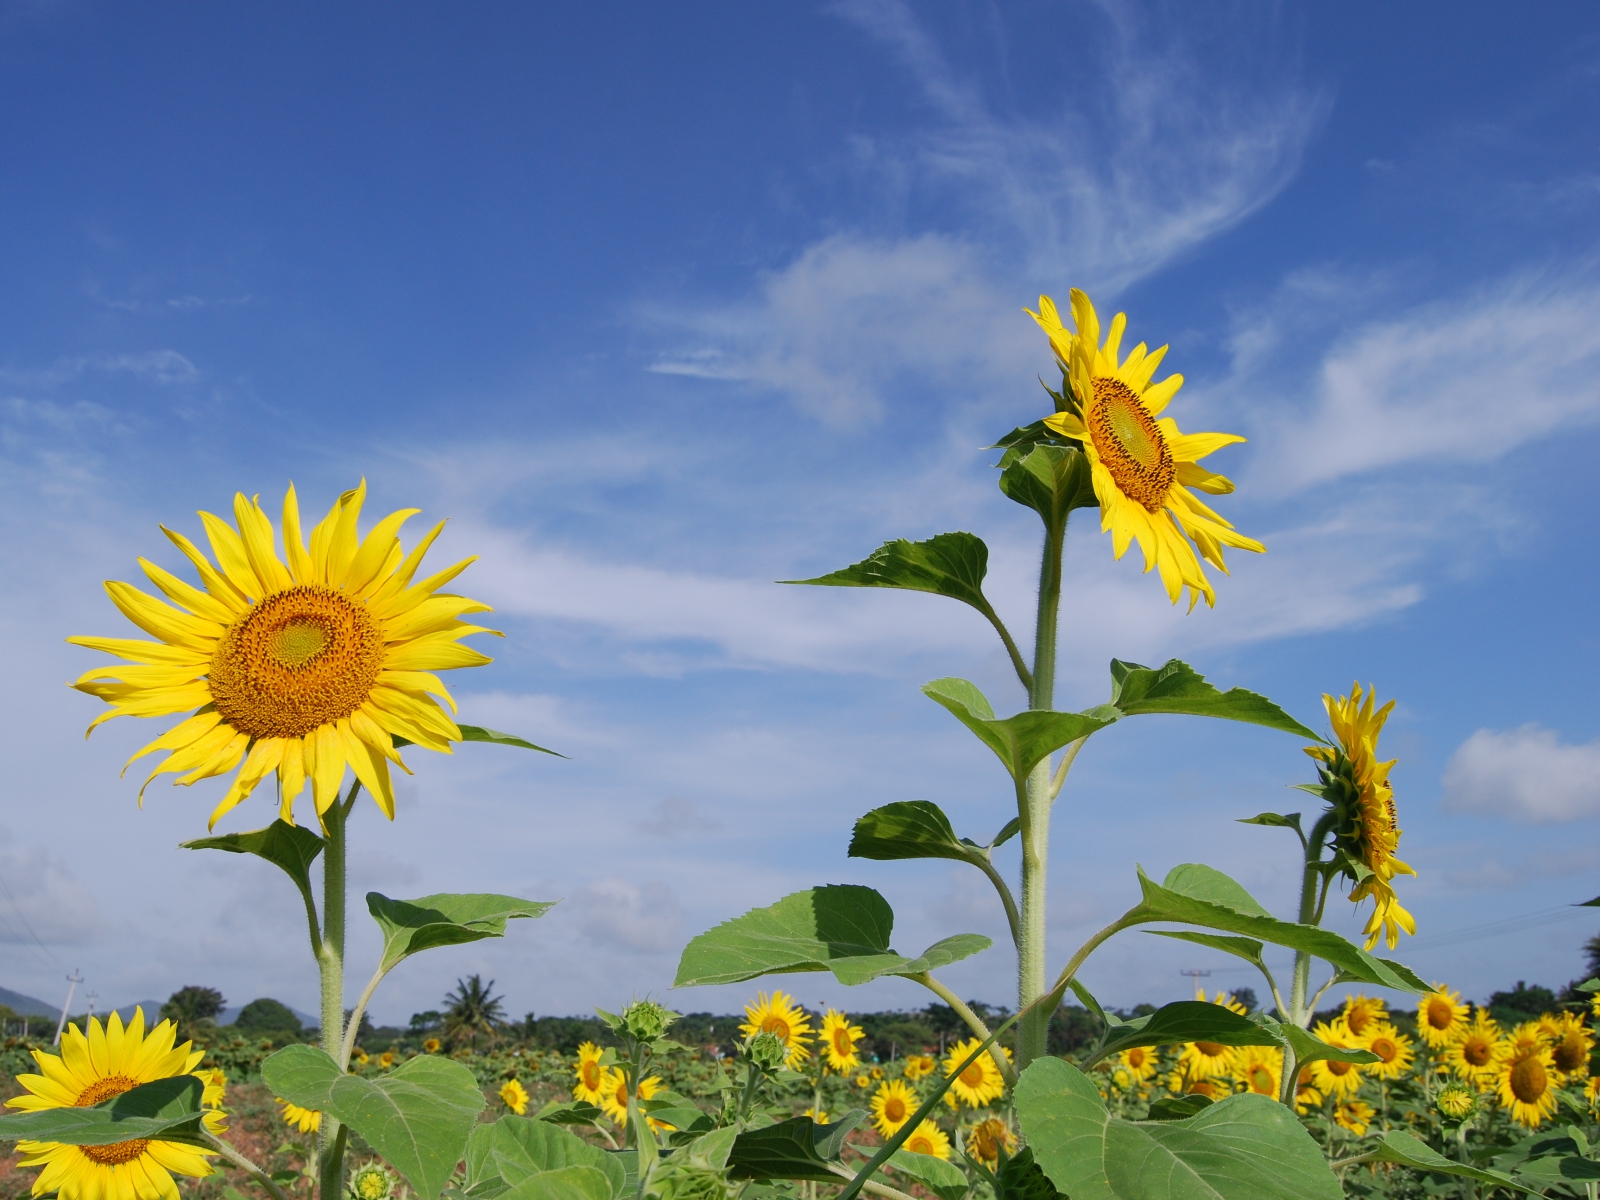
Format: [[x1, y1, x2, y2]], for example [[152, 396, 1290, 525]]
[[833, 1030, 852, 1055], [1194, 1041, 1227, 1058], [81, 1138, 152, 1165], [1425, 999, 1454, 1030], [76, 1075, 139, 1106], [74, 1075, 151, 1166], [760, 1017, 790, 1040], [209, 584, 384, 740], [1510, 1057, 1548, 1103], [1554, 1033, 1587, 1073], [1087, 376, 1174, 512], [1463, 1039, 1493, 1067], [1370, 1037, 1398, 1063], [884, 1097, 906, 1121]]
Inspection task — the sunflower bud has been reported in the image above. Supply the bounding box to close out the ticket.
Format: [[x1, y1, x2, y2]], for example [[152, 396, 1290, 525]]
[[622, 999, 677, 1042], [745, 1030, 787, 1071]]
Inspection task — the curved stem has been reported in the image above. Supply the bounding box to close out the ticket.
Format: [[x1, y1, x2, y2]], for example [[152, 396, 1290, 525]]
[[205, 1133, 291, 1200], [341, 965, 388, 1070], [1044, 908, 1145, 1007], [1289, 811, 1339, 1026], [971, 854, 1020, 945], [1015, 764, 1052, 1067], [978, 602, 1033, 695], [910, 973, 1017, 1086]]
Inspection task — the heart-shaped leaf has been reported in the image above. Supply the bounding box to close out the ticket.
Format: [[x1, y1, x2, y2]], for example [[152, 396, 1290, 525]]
[[370, 892, 555, 975], [783, 533, 994, 612], [262, 1045, 485, 1200], [848, 801, 982, 864], [923, 678, 1113, 782], [182, 820, 324, 912], [1105, 660, 1321, 740], [727, 1111, 867, 1181], [0, 1075, 209, 1147], [997, 443, 1097, 527]]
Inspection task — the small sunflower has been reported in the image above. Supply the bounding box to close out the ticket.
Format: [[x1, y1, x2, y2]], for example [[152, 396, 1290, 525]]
[[1341, 995, 1387, 1038], [1416, 985, 1470, 1048], [349, 1164, 394, 1200], [1358, 1022, 1414, 1080], [69, 481, 498, 830], [942, 1037, 1007, 1108], [1029, 290, 1264, 610], [499, 1079, 529, 1115], [378, 1051, 395, 1069], [1446, 1012, 1505, 1086], [200, 1068, 226, 1110], [351, 1048, 369, 1066], [1435, 1081, 1476, 1120], [1307, 1020, 1364, 1098], [573, 1041, 610, 1104], [854, 1073, 871, 1090], [870, 1066, 884, 1080], [279, 1099, 321, 1134], [1306, 683, 1415, 950], [1497, 1049, 1558, 1129], [422, 1037, 441, 1054], [901, 1119, 951, 1161], [1231, 1046, 1282, 1098], [870, 1080, 918, 1137], [1333, 1099, 1375, 1137], [738, 991, 812, 1069], [818, 1010, 864, 1073], [802, 1106, 828, 1123], [600, 1073, 670, 1131], [1294, 1068, 1323, 1115], [1118, 1044, 1160, 1081], [5, 1010, 223, 1200], [901, 1054, 937, 1081], [1546, 1012, 1593, 1080], [965, 1117, 1016, 1168]]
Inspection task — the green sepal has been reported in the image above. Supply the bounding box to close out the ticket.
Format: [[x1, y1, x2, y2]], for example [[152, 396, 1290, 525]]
[[923, 678, 1113, 782]]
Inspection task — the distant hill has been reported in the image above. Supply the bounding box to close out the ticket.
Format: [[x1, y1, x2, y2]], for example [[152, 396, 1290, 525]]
[[1, 988, 315, 1028], [0, 987, 58, 1018]]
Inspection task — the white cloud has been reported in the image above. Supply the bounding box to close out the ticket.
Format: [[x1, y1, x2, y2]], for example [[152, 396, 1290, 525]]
[[570, 879, 684, 953], [0, 829, 104, 948], [1440, 725, 1600, 823]]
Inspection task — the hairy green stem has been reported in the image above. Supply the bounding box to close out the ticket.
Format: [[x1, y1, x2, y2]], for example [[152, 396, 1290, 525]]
[[205, 1132, 292, 1200], [1288, 812, 1338, 1027], [317, 783, 361, 1200], [911, 972, 1016, 1085], [972, 854, 1021, 945]]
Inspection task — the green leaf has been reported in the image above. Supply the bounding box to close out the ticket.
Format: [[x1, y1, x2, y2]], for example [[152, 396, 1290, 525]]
[[1236, 813, 1301, 832], [1366, 1131, 1538, 1194], [1106, 660, 1322, 741], [1146, 1095, 1214, 1121], [1258, 1019, 1378, 1068], [994, 1148, 1063, 1200], [1145, 930, 1269, 977], [1130, 865, 1423, 994], [0, 1075, 210, 1147], [673, 886, 989, 987], [727, 1112, 866, 1182], [459, 725, 565, 757], [1084, 1002, 1282, 1069], [484, 1115, 627, 1198], [923, 678, 1113, 782], [1516, 1155, 1600, 1183], [1580, 896, 1600, 908], [369, 892, 555, 975], [848, 801, 981, 864], [1015, 1058, 1342, 1200], [997, 443, 1097, 526], [1067, 979, 1119, 1030], [261, 1044, 485, 1200], [181, 820, 324, 911], [886, 1151, 969, 1200], [782, 532, 995, 615], [990, 817, 1021, 849], [498, 1167, 613, 1200], [533, 1101, 606, 1127]]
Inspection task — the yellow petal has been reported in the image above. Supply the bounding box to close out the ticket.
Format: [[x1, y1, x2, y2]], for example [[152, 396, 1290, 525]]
[[66, 636, 209, 667], [310, 723, 346, 814], [345, 508, 420, 596], [137, 558, 239, 625], [1167, 427, 1246, 462], [1175, 461, 1235, 495], [233, 494, 293, 595], [376, 669, 459, 715], [278, 737, 306, 822], [160, 525, 251, 612], [1068, 288, 1099, 354], [369, 555, 478, 621], [381, 595, 495, 642], [339, 719, 395, 818], [281, 484, 316, 585], [198, 509, 264, 600], [104, 582, 222, 651], [366, 519, 448, 608], [173, 730, 250, 788], [383, 632, 496, 672], [124, 710, 224, 774], [1137, 367, 1180, 414], [322, 480, 368, 588], [207, 738, 285, 829], [1041, 412, 1087, 440]]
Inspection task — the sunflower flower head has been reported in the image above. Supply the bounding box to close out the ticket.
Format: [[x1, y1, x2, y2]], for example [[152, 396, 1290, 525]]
[[1305, 683, 1416, 950], [901, 1119, 952, 1161], [1333, 1099, 1375, 1136], [1416, 985, 1470, 1048], [70, 481, 499, 831], [738, 991, 812, 1070], [942, 1037, 1008, 1108], [818, 1010, 864, 1074], [965, 1117, 1017, 1167], [1436, 1080, 1477, 1121], [499, 1078, 529, 1115], [869, 1080, 918, 1137], [572, 1041, 611, 1104], [1026, 289, 1264, 610], [348, 1164, 394, 1200], [1497, 1048, 1559, 1129]]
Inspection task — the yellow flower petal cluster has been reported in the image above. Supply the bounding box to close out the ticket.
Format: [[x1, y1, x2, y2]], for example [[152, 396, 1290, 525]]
[[1497, 1048, 1559, 1129], [70, 481, 497, 829], [1118, 1044, 1160, 1081], [1357, 1022, 1414, 1080], [572, 1041, 611, 1105], [1231, 1046, 1282, 1098], [901, 1119, 951, 1160], [1416, 985, 1470, 1048], [1029, 290, 1264, 610], [870, 1079, 918, 1136], [5, 1009, 223, 1200], [278, 1099, 321, 1134], [965, 1117, 1016, 1167], [1444, 1011, 1505, 1085], [941, 1037, 1008, 1108], [738, 991, 812, 1070], [499, 1079, 529, 1115], [818, 1009, 864, 1073], [1333, 1099, 1375, 1136], [599, 1073, 671, 1131], [1307, 1019, 1365, 1098], [901, 1054, 937, 1081]]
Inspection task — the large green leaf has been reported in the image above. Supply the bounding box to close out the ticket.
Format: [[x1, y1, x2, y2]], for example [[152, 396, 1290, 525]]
[[261, 1045, 485, 1200], [482, 1115, 627, 1198], [886, 1150, 969, 1200], [1366, 1131, 1537, 1195], [498, 1167, 613, 1200], [1145, 931, 1271, 979], [369, 892, 555, 975], [673, 886, 989, 987], [848, 801, 982, 865], [993, 1147, 1065, 1200], [1130, 865, 1423, 994], [997, 443, 1097, 527], [727, 1112, 866, 1182], [782, 533, 994, 613], [0, 1075, 210, 1148], [1015, 1058, 1341, 1200], [394, 725, 564, 756], [1084, 1002, 1282, 1069], [1104, 660, 1321, 741], [181, 820, 324, 910], [923, 678, 1113, 782]]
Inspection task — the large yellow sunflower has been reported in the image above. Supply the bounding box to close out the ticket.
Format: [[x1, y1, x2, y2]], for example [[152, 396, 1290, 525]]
[[1545, 1012, 1593, 1081], [942, 1037, 1008, 1108], [1497, 1049, 1559, 1129], [1231, 1046, 1282, 1098], [5, 1009, 223, 1200], [572, 1041, 610, 1104], [1445, 1012, 1505, 1086], [818, 1009, 864, 1073], [69, 482, 497, 830], [870, 1080, 918, 1137], [1305, 683, 1416, 950], [1028, 290, 1264, 610], [1416, 985, 1470, 1048], [599, 1073, 670, 1131], [965, 1117, 1016, 1168], [1118, 1044, 1160, 1081], [1357, 1022, 1415, 1080], [1341, 995, 1387, 1038], [738, 991, 812, 1069]]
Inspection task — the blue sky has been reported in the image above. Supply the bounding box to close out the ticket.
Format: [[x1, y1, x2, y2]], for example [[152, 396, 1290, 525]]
[[3, 1, 1599, 1029]]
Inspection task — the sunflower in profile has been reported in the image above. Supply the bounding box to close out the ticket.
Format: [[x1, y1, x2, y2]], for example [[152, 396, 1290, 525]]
[[1231, 1046, 1282, 1098], [818, 1010, 864, 1073], [1416, 985, 1470, 1048], [499, 1079, 529, 1115], [1118, 1044, 1160, 1082], [70, 481, 497, 830], [1305, 683, 1416, 950], [870, 1080, 918, 1137], [572, 1042, 610, 1104], [1341, 995, 1387, 1038], [1445, 1012, 1504, 1086], [1497, 1048, 1558, 1128], [1357, 1022, 1414, 1080], [965, 1117, 1016, 1168], [1028, 290, 1264, 610], [278, 1099, 321, 1134], [1333, 1099, 1375, 1136], [1307, 1020, 1364, 1098], [739, 991, 812, 1069], [5, 1009, 223, 1200], [942, 1037, 1008, 1108], [901, 1120, 951, 1161]]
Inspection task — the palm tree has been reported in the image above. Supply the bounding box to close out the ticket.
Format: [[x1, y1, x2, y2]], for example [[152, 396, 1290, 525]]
[[443, 975, 506, 1051]]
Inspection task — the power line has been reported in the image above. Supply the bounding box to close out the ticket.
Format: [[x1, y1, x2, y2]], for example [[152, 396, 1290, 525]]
[[0, 866, 68, 971]]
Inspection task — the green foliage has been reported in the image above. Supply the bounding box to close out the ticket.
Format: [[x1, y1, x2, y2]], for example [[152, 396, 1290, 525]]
[[162, 984, 226, 1024], [725, 1111, 865, 1181], [1364, 1130, 1536, 1194], [1101, 659, 1322, 740], [922, 678, 1113, 782], [783, 532, 994, 614], [464, 1113, 629, 1200], [848, 801, 983, 864], [1488, 980, 1561, 1027], [885, 1149, 968, 1200], [995, 442, 1097, 528], [673, 885, 988, 987], [369, 893, 554, 977], [0, 1075, 210, 1148]]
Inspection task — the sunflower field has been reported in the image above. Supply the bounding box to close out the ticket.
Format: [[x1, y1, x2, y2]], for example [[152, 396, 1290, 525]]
[[3, 288, 1597, 1199]]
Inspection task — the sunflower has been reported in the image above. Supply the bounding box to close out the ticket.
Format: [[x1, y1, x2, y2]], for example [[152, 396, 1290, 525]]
[[278, 1099, 321, 1134], [1294, 1067, 1323, 1115], [69, 482, 497, 830], [5, 1010, 222, 1200], [901, 1054, 937, 1081], [854, 1074, 871, 1089], [1118, 1044, 1160, 1081], [1587, 1075, 1600, 1112], [1182, 1077, 1227, 1100], [1505, 1021, 1547, 1066], [1341, 995, 1387, 1038], [600, 1073, 670, 1131], [200, 1068, 226, 1110], [1231, 1046, 1282, 1098], [802, 1106, 828, 1123], [573, 1042, 610, 1104], [349, 1164, 394, 1200], [378, 1051, 395, 1069], [818, 1010, 864, 1073], [871, 1066, 884, 1080], [351, 1048, 369, 1066], [1497, 1049, 1558, 1128], [1445, 1012, 1505, 1086], [870, 1080, 918, 1137], [1333, 1099, 1375, 1137], [1416, 985, 1470, 1048], [1358, 1022, 1414, 1080], [1028, 290, 1263, 610], [1435, 1081, 1476, 1120], [942, 1038, 1007, 1108], [966, 1117, 1017, 1168], [1307, 1020, 1364, 1098], [901, 1120, 951, 1161], [422, 1038, 441, 1054], [499, 1079, 529, 1115], [1545, 1012, 1593, 1080], [739, 992, 812, 1069]]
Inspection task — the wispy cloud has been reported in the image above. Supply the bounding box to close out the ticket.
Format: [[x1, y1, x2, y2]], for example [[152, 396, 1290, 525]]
[[1440, 725, 1600, 823]]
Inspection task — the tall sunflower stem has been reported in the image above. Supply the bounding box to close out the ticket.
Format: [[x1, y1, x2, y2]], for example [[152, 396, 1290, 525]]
[[1288, 812, 1338, 1027], [317, 782, 361, 1200]]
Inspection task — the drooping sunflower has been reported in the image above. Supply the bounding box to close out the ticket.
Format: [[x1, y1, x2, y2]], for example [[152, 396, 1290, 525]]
[[870, 1080, 918, 1137], [69, 482, 497, 830], [1545, 1012, 1593, 1081], [1307, 1020, 1364, 1098], [499, 1079, 529, 1115], [1341, 995, 1387, 1038], [942, 1037, 1008, 1108], [1357, 1022, 1415, 1080], [739, 991, 812, 1069], [901, 1119, 952, 1161], [1028, 290, 1264, 610], [1118, 1044, 1160, 1082], [1305, 683, 1416, 950], [1231, 1046, 1282, 1098], [818, 1010, 864, 1073], [1445, 1012, 1505, 1086], [1416, 985, 1470, 1048], [5, 1009, 223, 1200], [1497, 1049, 1559, 1129], [278, 1099, 321, 1134], [572, 1042, 610, 1104], [1333, 1099, 1375, 1136]]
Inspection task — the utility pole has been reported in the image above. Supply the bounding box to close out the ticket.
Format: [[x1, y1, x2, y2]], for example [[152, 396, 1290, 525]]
[[1179, 968, 1211, 999], [86, 992, 98, 1022], [54, 970, 83, 1046]]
